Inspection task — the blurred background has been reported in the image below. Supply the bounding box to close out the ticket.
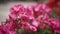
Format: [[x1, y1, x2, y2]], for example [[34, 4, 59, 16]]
[[0, 0, 47, 22]]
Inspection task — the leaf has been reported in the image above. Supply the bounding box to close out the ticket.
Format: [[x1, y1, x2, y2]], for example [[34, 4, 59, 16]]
[[18, 28, 25, 34], [52, 9, 60, 18]]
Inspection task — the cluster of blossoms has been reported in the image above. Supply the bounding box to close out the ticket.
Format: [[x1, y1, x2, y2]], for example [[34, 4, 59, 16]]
[[0, 3, 60, 34]]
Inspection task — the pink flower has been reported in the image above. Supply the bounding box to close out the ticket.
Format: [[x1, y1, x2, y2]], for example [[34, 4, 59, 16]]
[[19, 8, 34, 19], [20, 16, 30, 24], [23, 24, 30, 31], [34, 3, 51, 14], [9, 13, 18, 20], [10, 4, 34, 19], [37, 14, 50, 23], [32, 19, 39, 27], [49, 18, 60, 33], [9, 4, 25, 19], [10, 4, 24, 13], [39, 23, 46, 30], [44, 18, 60, 33], [36, 14, 50, 29], [29, 25, 37, 32], [8, 31, 17, 34], [0, 23, 17, 34]]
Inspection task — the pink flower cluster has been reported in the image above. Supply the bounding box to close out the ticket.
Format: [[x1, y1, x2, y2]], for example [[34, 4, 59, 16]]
[[0, 3, 60, 34], [0, 20, 17, 34], [9, 3, 51, 31], [45, 18, 60, 33]]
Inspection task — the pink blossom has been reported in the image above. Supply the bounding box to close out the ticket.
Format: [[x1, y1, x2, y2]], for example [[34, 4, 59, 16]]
[[39, 23, 46, 30], [36, 14, 50, 29], [32, 19, 39, 27], [0, 23, 17, 34], [44, 18, 60, 33], [34, 3, 51, 14], [9, 13, 18, 20], [49, 18, 60, 33], [8, 31, 17, 34], [9, 4, 25, 19], [20, 16, 30, 24], [23, 24, 30, 31], [10, 4, 24, 13], [19, 8, 34, 19], [29, 25, 37, 32]]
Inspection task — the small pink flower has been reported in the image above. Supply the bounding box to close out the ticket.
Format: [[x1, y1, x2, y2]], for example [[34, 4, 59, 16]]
[[39, 23, 46, 30], [34, 3, 51, 14], [44, 18, 60, 33], [49, 18, 60, 33], [19, 8, 34, 19], [37, 14, 49, 22], [29, 25, 37, 32], [10, 4, 24, 13], [23, 24, 30, 31], [9, 13, 18, 19], [20, 16, 30, 24], [9, 4, 25, 19], [0, 23, 17, 34], [8, 31, 17, 34], [32, 20, 39, 27]]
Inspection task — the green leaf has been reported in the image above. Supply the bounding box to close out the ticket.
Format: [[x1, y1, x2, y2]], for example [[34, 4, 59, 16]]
[[51, 9, 60, 18], [18, 28, 25, 34]]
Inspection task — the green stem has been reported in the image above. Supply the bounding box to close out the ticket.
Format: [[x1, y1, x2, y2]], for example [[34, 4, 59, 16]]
[[17, 29, 19, 34]]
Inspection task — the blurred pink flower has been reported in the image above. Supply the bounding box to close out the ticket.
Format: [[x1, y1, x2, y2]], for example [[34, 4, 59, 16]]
[[32, 19, 39, 27], [10, 4, 24, 13], [8, 31, 17, 34], [29, 25, 37, 32], [34, 3, 51, 14], [22, 23, 30, 31], [49, 18, 60, 33], [0, 23, 17, 34]]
